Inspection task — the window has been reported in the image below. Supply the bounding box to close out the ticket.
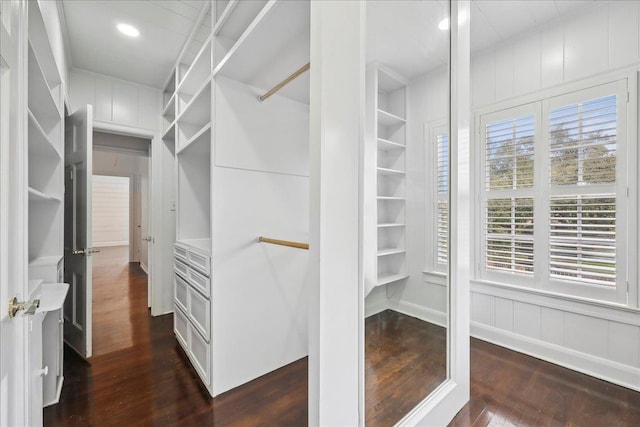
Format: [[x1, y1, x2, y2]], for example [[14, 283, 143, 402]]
[[478, 78, 632, 304], [427, 122, 449, 273], [436, 131, 448, 267]]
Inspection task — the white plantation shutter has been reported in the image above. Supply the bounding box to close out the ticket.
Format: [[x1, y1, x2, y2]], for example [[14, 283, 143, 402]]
[[477, 78, 631, 304], [547, 92, 619, 287], [549, 195, 616, 286], [436, 132, 448, 266], [483, 112, 535, 277]]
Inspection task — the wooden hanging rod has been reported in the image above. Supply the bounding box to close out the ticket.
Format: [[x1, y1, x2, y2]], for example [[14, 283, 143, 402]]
[[258, 62, 310, 102], [258, 236, 309, 250]]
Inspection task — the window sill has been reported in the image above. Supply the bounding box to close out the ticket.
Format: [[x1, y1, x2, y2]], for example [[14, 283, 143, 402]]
[[471, 279, 640, 326], [423, 270, 447, 286]]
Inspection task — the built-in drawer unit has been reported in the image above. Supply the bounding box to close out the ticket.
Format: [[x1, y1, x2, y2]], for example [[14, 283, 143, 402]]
[[174, 258, 188, 279], [187, 248, 210, 276], [174, 304, 189, 348], [174, 274, 189, 313], [187, 267, 210, 298], [173, 241, 212, 390], [187, 285, 211, 338]]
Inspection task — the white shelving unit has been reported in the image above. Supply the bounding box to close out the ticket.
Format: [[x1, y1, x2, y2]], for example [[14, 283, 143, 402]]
[[26, 1, 67, 409], [163, 0, 311, 398], [366, 65, 409, 291]]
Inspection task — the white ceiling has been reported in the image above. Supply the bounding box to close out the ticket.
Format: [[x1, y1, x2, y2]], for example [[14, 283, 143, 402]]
[[61, 0, 600, 89], [367, 0, 599, 79], [61, 0, 208, 88]]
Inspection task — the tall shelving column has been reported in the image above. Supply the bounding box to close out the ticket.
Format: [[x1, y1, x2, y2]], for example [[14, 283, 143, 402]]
[[27, 6, 65, 291], [373, 66, 408, 287]]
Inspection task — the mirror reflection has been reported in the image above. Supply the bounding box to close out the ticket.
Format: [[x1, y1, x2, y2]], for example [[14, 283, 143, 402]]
[[364, 1, 450, 425]]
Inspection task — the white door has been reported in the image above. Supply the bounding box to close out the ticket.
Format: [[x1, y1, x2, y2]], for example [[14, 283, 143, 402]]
[[0, 0, 30, 424], [64, 105, 94, 359]]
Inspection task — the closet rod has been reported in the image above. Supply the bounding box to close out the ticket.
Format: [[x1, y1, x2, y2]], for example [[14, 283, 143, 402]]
[[258, 62, 310, 102], [258, 236, 309, 250]]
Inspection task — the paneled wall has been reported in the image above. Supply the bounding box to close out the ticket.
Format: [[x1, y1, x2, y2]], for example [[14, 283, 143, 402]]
[[469, 0, 640, 391], [69, 68, 161, 130], [92, 175, 130, 247]]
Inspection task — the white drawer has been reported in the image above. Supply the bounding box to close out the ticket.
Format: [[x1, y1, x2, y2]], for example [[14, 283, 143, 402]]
[[174, 274, 188, 313], [187, 267, 210, 298], [174, 258, 188, 279], [174, 304, 188, 349], [188, 326, 210, 385], [187, 286, 210, 339], [174, 244, 188, 262], [187, 248, 210, 276]]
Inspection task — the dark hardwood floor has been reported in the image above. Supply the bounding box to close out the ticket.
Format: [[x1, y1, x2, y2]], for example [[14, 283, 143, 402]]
[[44, 247, 640, 426], [366, 310, 446, 427]]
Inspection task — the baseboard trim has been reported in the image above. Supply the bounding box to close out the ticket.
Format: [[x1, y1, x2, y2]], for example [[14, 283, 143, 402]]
[[471, 321, 640, 393], [390, 300, 448, 328], [140, 262, 149, 275]]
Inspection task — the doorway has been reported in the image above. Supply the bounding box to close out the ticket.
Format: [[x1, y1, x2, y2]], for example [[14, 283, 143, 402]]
[[91, 131, 151, 356]]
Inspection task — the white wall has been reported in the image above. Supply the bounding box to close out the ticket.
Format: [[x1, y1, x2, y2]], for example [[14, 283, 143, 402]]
[[210, 77, 309, 395], [70, 69, 160, 131], [92, 175, 130, 247], [93, 133, 149, 265]]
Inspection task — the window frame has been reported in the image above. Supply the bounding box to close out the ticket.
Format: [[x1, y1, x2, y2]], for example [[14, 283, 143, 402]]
[[473, 72, 637, 307]]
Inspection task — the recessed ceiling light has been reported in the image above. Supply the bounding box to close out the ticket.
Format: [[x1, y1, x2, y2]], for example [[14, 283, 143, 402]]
[[438, 18, 450, 31], [117, 23, 140, 38]]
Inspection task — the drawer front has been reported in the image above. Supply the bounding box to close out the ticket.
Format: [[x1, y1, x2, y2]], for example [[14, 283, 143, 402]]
[[188, 287, 210, 339], [174, 244, 188, 262], [174, 258, 188, 279], [187, 267, 210, 298], [174, 305, 188, 349], [188, 326, 210, 385], [174, 275, 188, 313], [187, 249, 210, 276]]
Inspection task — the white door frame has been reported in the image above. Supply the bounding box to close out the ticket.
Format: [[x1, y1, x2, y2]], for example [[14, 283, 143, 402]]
[[92, 121, 169, 316], [0, 0, 29, 424]]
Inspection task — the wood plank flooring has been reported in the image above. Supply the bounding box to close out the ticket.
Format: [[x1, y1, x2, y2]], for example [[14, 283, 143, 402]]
[[44, 247, 640, 426], [365, 310, 446, 427]]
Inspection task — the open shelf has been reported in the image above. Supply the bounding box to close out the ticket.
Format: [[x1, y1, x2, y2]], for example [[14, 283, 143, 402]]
[[378, 248, 406, 257], [163, 93, 176, 118], [377, 109, 405, 127], [377, 138, 405, 151], [163, 121, 176, 142], [163, 72, 176, 108], [177, 122, 211, 156], [29, 255, 63, 267], [377, 167, 405, 176], [213, 0, 309, 95], [177, 78, 211, 126], [377, 196, 405, 201], [177, 36, 212, 97], [213, 0, 270, 67], [28, 43, 61, 133], [28, 110, 61, 160], [28, 187, 61, 203], [377, 223, 405, 228], [377, 273, 409, 286], [177, 238, 212, 255]]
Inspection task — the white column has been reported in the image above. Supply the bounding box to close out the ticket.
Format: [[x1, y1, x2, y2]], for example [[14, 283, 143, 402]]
[[308, 1, 365, 425]]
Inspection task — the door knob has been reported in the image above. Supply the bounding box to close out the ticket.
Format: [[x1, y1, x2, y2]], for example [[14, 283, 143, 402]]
[[8, 297, 40, 318], [37, 366, 48, 377], [73, 248, 100, 256]]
